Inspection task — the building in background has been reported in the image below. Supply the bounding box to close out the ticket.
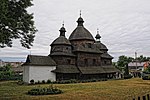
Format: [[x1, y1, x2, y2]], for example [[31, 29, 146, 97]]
[[128, 62, 147, 77]]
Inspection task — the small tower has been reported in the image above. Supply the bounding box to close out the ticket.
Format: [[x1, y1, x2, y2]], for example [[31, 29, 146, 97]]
[[59, 22, 66, 37], [95, 28, 101, 42], [69, 11, 95, 45], [76, 11, 84, 26], [50, 23, 75, 65]]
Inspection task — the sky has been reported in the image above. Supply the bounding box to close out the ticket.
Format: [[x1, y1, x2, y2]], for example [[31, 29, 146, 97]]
[[0, 0, 150, 62]]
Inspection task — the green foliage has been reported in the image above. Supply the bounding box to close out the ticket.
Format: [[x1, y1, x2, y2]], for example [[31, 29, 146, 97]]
[[117, 55, 134, 68], [124, 64, 129, 76], [47, 79, 52, 84], [32, 79, 108, 85], [30, 79, 34, 84], [0, 64, 21, 80], [142, 76, 150, 80], [143, 66, 150, 73], [27, 85, 63, 95], [2, 78, 150, 99], [136, 55, 148, 62], [0, 0, 37, 48], [117, 55, 150, 74], [124, 74, 132, 79], [0, 64, 12, 71], [117, 55, 150, 68], [37, 80, 41, 84], [42, 80, 46, 84], [53, 79, 107, 84]]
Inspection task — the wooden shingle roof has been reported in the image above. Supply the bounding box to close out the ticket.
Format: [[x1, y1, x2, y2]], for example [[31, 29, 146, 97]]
[[22, 55, 56, 66], [69, 17, 94, 41], [102, 66, 121, 73], [69, 26, 94, 41], [73, 43, 102, 54], [52, 65, 80, 73], [50, 52, 76, 57], [94, 42, 108, 50], [51, 36, 71, 46], [101, 53, 113, 59], [78, 66, 120, 74], [78, 66, 105, 74]]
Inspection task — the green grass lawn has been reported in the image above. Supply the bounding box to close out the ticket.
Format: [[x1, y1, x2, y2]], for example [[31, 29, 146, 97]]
[[0, 78, 150, 100]]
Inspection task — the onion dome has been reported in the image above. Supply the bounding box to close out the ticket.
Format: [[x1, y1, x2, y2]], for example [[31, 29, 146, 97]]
[[51, 25, 71, 46], [95, 33, 101, 42], [69, 16, 94, 41], [77, 17, 84, 26], [94, 32, 108, 51], [59, 26, 66, 36], [95, 29, 101, 42], [95, 33, 101, 40]]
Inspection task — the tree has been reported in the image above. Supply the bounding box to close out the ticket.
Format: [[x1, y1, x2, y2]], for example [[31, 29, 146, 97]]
[[136, 55, 149, 62], [0, 0, 37, 49], [124, 64, 129, 75], [0, 64, 14, 80], [117, 55, 134, 68]]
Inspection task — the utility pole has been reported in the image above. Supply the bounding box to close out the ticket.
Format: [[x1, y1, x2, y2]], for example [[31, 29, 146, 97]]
[[135, 52, 138, 77]]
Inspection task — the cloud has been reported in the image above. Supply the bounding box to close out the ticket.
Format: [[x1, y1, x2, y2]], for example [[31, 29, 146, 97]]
[[1, 0, 150, 62]]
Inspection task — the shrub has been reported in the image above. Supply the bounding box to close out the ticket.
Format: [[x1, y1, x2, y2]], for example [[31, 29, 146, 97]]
[[70, 79, 77, 83], [91, 79, 97, 82], [48, 78, 109, 84], [27, 85, 63, 95], [142, 76, 150, 80], [35, 82, 38, 84], [42, 80, 46, 84], [47, 79, 51, 84], [124, 74, 132, 79], [37, 80, 41, 84], [30, 79, 34, 84]]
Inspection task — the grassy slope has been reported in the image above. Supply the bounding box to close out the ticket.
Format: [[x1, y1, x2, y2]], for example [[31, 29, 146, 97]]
[[0, 78, 150, 100]]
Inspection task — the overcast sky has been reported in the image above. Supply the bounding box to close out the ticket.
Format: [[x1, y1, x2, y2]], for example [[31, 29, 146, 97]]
[[0, 0, 150, 62]]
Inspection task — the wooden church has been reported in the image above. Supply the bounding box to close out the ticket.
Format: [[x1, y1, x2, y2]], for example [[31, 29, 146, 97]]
[[23, 15, 119, 83]]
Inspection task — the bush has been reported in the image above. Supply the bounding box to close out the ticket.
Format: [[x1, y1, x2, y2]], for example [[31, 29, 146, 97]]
[[27, 85, 63, 95], [30, 79, 34, 84], [124, 74, 132, 79], [35, 82, 38, 84], [47, 79, 51, 84], [142, 76, 150, 80], [37, 80, 41, 84], [42, 80, 46, 84], [30, 78, 109, 85], [90, 79, 97, 82], [70, 79, 77, 83]]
